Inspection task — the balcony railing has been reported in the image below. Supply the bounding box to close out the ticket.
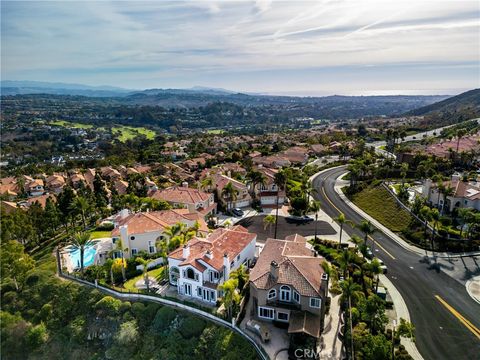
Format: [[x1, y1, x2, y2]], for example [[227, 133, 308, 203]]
[[266, 299, 301, 310]]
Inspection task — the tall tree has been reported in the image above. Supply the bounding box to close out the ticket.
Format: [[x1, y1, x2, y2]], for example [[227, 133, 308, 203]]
[[309, 200, 321, 242], [221, 182, 239, 211], [262, 215, 276, 238], [69, 232, 94, 276], [357, 220, 376, 248]]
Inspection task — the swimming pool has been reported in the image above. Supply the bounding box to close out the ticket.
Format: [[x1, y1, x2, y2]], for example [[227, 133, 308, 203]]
[[69, 245, 97, 269]]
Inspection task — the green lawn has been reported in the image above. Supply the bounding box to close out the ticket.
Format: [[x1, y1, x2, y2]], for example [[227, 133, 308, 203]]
[[50, 120, 93, 129], [89, 230, 111, 239], [205, 129, 225, 134], [112, 126, 156, 142], [123, 266, 166, 291], [351, 185, 413, 232]]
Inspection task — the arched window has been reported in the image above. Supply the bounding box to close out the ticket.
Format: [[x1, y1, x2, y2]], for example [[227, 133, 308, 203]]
[[267, 289, 276, 300], [280, 285, 291, 302], [186, 268, 195, 280]]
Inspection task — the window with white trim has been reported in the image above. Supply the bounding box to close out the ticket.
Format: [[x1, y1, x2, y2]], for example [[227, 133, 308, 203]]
[[258, 307, 274, 319], [310, 297, 321, 308], [277, 312, 289, 321], [148, 241, 156, 254], [267, 289, 276, 300], [280, 285, 291, 302], [293, 290, 300, 303]]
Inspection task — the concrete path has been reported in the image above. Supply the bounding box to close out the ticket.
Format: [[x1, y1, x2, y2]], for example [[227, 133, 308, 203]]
[[318, 293, 344, 359]]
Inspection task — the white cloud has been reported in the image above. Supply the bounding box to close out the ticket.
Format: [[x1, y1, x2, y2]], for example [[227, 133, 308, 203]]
[[1, 0, 478, 94]]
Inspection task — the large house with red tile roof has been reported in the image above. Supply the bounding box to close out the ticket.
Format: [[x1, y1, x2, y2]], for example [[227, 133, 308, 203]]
[[254, 167, 286, 207], [422, 173, 480, 211], [249, 234, 328, 339], [111, 209, 209, 258], [167, 225, 257, 304], [149, 186, 216, 217], [212, 174, 251, 209]]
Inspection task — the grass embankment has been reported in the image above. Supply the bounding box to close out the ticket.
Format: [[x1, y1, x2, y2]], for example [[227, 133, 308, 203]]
[[205, 129, 225, 134], [112, 126, 156, 142], [351, 185, 413, 232], [123, 266, 166, 291]]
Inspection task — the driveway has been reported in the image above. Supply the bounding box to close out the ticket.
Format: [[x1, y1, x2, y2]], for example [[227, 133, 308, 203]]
[[237, 215, 336, 242]]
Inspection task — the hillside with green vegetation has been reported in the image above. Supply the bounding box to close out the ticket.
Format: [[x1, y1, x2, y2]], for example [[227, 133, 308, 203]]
[[0, 241, 257, 360], [408, 88, 480, 128], [350, 185, 413, 233]]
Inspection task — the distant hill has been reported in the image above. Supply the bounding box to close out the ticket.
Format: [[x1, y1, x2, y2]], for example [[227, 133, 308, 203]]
[[407, 88, 480, 126], [407, 88, 480, 115], [0, 80, 133, 97]]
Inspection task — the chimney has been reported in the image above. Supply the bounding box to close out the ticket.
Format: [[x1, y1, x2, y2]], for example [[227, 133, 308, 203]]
[[119, 225, 129, 257], [182, 181, 188, 188], [182, 244, 190, 259], [223, 253, 230, 279], [206, 250, 213, 259], [120, 208, 129, 219], [270, 261, 279, 281]]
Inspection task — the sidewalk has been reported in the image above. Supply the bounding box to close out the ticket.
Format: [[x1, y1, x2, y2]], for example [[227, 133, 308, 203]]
[[380, 275, 424, 360], [318, 293, 344, 359]]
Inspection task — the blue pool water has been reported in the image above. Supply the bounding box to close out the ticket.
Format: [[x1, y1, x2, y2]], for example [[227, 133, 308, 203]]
[[70, 245, 96, 269]]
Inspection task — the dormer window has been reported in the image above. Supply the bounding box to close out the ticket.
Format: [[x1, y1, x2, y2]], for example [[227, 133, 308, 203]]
[[268, 289, 276, 300], [293, 290, 300, 303], [280, 285, 291, 302]]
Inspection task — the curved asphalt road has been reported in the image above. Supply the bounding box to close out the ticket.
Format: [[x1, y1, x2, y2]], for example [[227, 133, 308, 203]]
[[312, 166, 480, 360]]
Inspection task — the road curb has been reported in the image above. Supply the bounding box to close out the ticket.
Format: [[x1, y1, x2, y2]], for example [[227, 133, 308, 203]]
[[465, 276, 480, 305]]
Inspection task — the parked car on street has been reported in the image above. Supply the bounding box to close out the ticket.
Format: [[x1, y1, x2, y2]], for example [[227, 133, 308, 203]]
[[231, 208, 244, 217], [285, 215, 314, 224]]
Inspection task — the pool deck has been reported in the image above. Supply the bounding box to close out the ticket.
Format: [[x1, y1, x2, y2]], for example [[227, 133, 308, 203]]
[[61, 237, 113, 272]]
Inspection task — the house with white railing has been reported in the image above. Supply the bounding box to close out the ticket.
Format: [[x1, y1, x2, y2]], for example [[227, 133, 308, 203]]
[[167, 225, 257, 304]]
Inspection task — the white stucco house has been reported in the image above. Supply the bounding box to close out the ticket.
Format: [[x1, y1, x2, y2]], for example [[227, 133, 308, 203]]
[[111, 209, 209, 258], [167, 225, 257, 304]]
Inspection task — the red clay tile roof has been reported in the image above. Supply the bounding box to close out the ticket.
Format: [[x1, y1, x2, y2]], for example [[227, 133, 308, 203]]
[[250, 236, 325, 297], [111, 209, 208, 237], [150, 186, 211, 205], [169, 226, 256, 271]]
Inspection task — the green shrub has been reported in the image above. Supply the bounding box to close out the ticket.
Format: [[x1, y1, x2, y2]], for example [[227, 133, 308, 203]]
[[178, 315, 207, 339], [152, 306, 176, 332]]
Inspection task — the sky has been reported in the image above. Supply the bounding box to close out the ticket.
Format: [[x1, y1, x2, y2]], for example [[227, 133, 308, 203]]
[[1, 0, 479, 96]]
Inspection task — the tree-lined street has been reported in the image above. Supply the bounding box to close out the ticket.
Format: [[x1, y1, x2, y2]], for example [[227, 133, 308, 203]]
[[312, 166, 480, 360]]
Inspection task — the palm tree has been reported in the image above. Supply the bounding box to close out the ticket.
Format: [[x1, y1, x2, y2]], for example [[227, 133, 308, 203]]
[[357, 220, 376, 248], [162, 222, 186, 249], [218, 278, 240, 320], [309, 200, 321, 241], [263, 215, 276, 238], [69, 232, 94, 276], [441, 186, 454, 215], [350, 234, 363, 249], [71, 196, 91, 230], [335, 212, 353, 246], [200, 176, 213, 192], [340, 277, 362, 360], [458, 208, 472, 239], [112, 237, 129, 281], [430, 208, 440, 252], [456, 128, 467, 152], [230, 265, 249, 292], [246, 170, 266, 198], [136, 257, 153, 292], [222, 182, 239, 212], [436, 180, 445, 211], [370, 258, 382, 293], [336, 249, 354, 279], [400, 163, 409, 186]]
